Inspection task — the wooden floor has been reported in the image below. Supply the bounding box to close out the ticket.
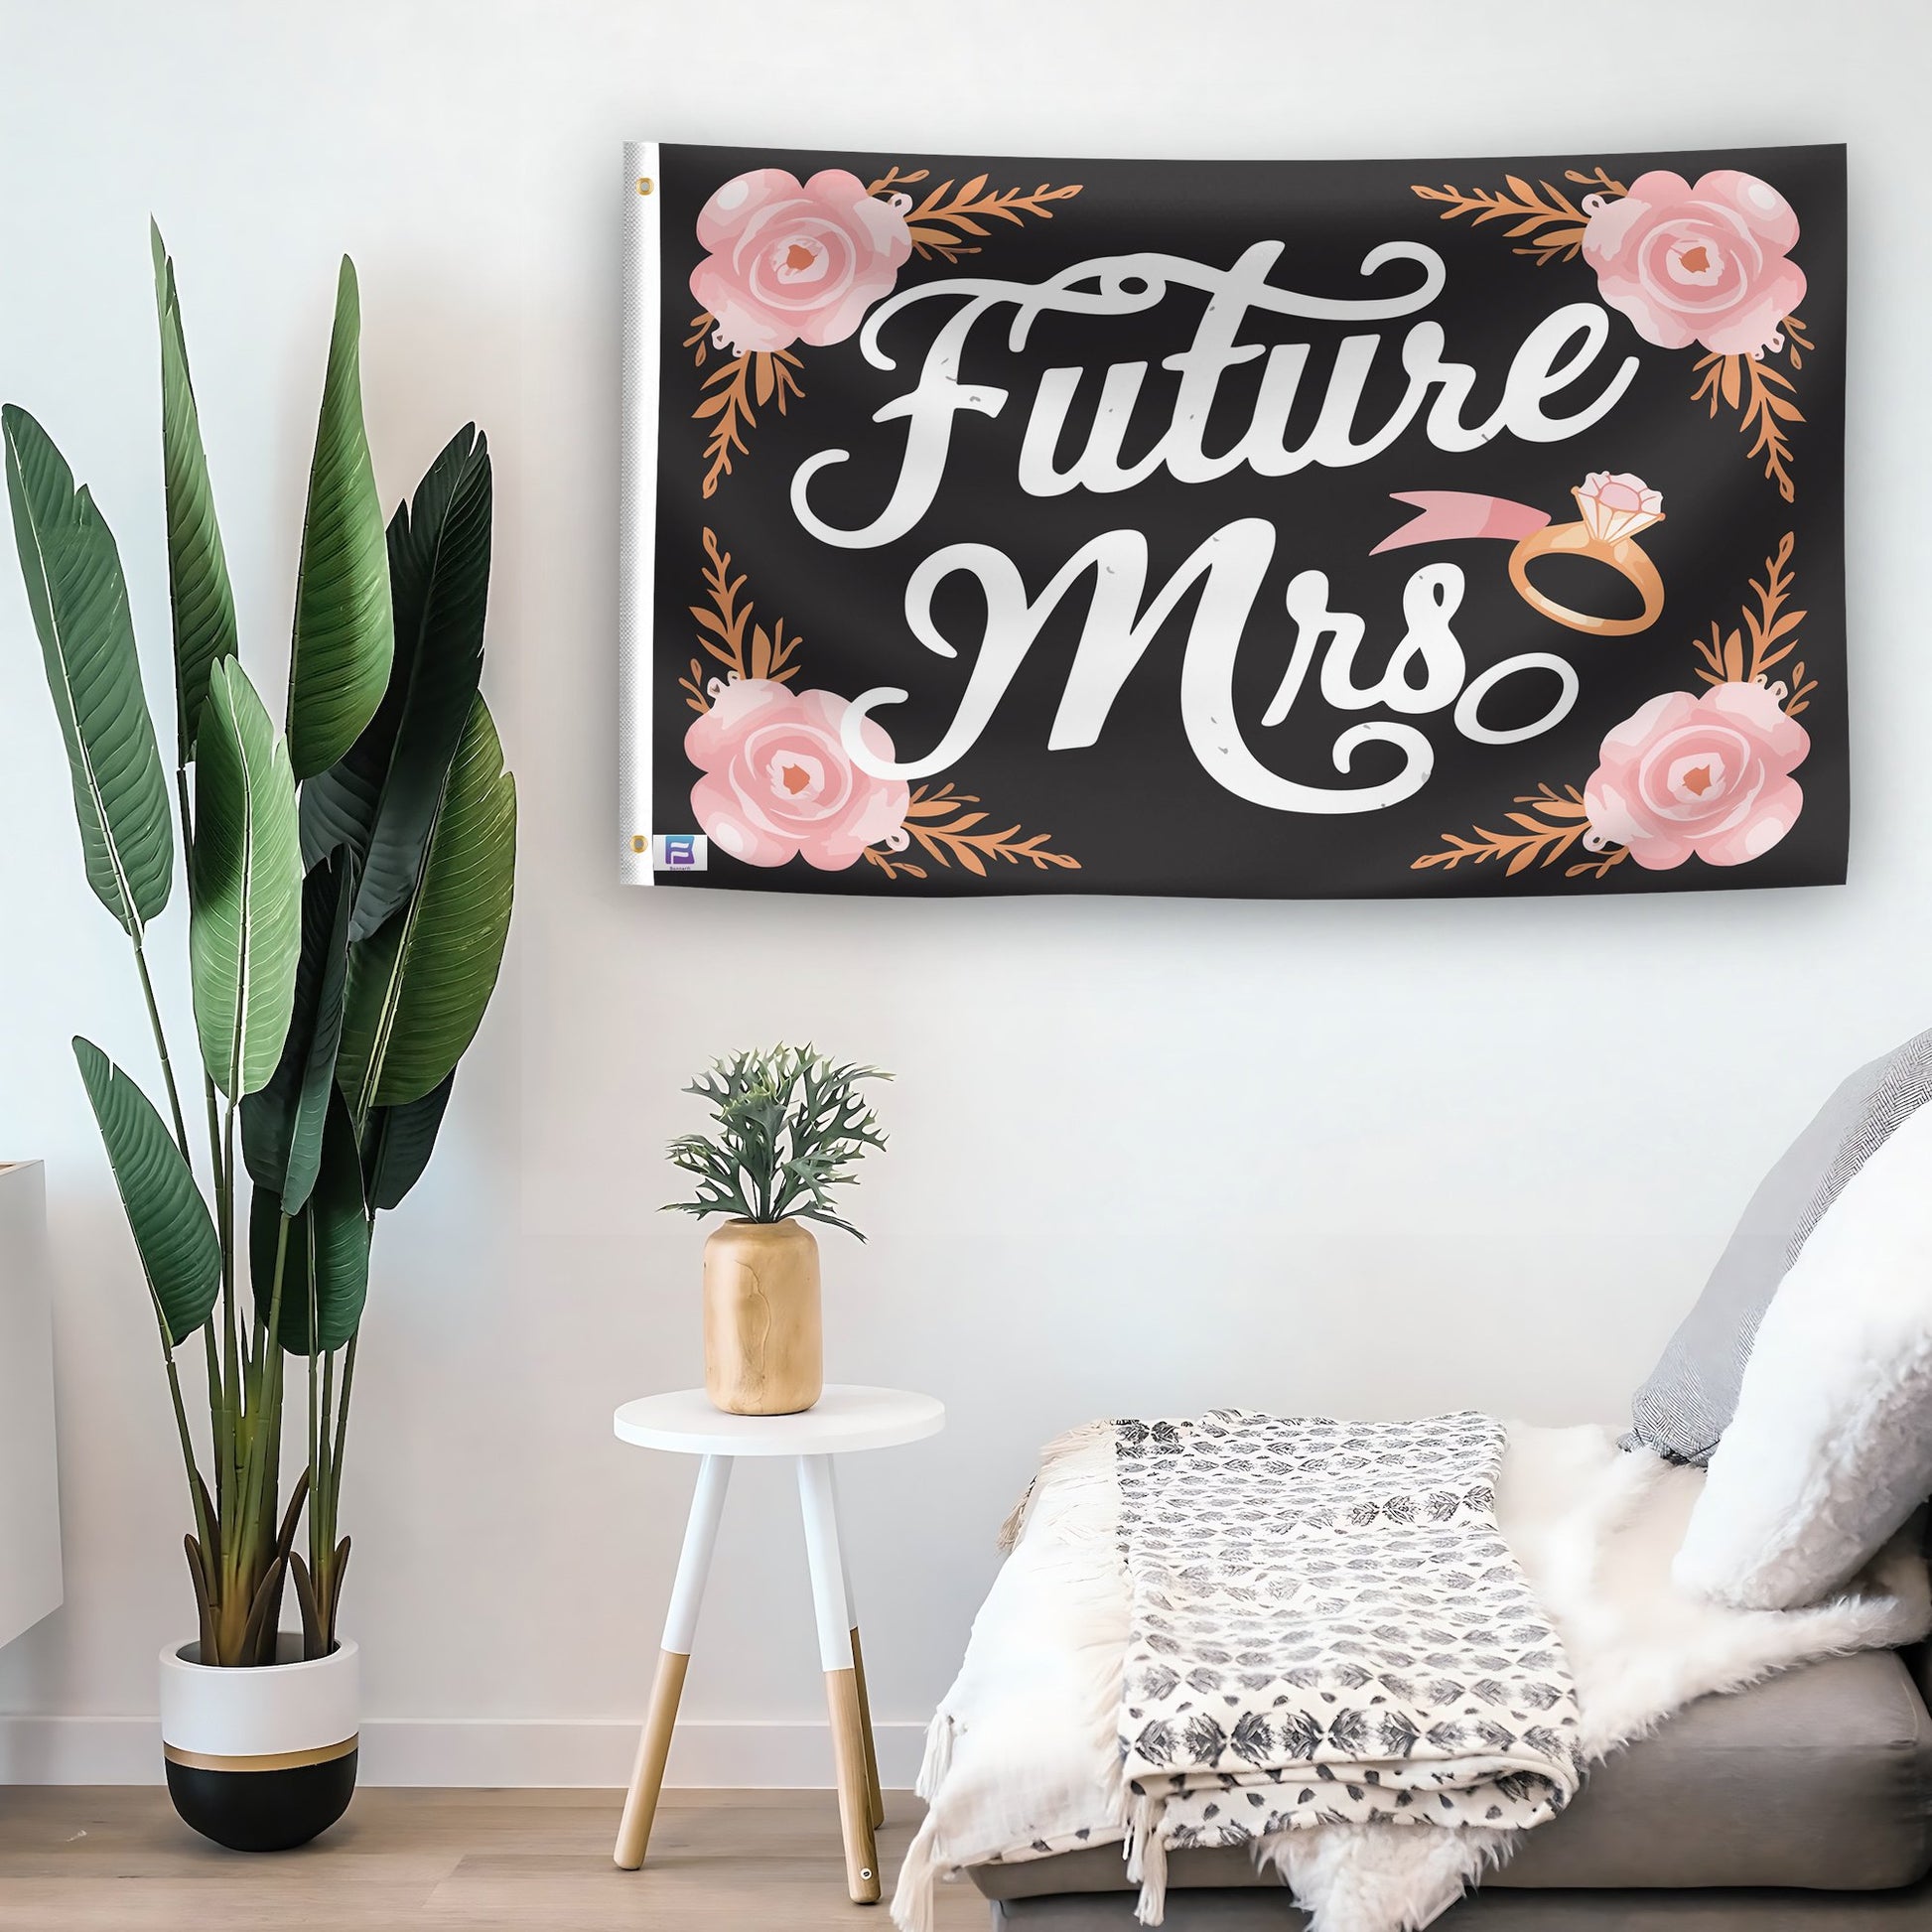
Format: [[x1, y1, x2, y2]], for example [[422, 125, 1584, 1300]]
[[0, 1787, 986, 1931]]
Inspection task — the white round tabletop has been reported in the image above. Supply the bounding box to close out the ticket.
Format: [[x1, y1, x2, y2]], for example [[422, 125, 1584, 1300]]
[[613, 1384, 945, 1457]]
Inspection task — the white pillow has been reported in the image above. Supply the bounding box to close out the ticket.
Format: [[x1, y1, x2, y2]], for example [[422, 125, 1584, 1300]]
[[1673, 1098, 1932, 1610]]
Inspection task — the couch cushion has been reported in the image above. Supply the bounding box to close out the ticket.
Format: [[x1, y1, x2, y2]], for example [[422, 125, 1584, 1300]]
[[1624, 1028, 1932, 1467], [1670, 1088, 1932, 1607], [988, 1877, 1932, 1928], [970, 1651, 1932, 1899]]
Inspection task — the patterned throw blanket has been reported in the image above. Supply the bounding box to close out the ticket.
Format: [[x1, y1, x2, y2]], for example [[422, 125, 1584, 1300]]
[[1114, 1412, 1584, 1915], [896, 1419, 1928, 1932]]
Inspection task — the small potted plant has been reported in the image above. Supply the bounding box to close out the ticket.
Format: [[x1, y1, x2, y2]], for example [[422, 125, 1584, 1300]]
[[6, 228, 514, 1851], [665, 1045, 889, 1415]]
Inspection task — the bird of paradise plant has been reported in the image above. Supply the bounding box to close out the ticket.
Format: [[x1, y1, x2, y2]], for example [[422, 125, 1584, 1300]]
[[4, 225, 515, 1665]]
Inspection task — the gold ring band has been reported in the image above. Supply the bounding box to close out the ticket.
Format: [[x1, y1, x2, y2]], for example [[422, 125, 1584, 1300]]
[[164, 1735, 357, 1773], [1507, 519, 1664, 637]]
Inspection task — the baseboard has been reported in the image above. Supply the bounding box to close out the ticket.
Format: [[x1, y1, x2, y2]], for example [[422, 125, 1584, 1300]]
[[0, 1715, 929, 1788]]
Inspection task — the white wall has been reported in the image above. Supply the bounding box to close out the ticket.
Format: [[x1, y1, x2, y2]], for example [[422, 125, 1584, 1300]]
[[0, 0, 1926, 1785]]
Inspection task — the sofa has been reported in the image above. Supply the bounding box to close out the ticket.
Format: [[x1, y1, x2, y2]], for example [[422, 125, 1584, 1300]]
[[968, 1643, 1932, 1926], [942, 1028, 1932, 1928]]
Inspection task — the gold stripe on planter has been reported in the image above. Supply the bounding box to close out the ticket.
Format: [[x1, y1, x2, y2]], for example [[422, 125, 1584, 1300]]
[[163, 1734, 358, 1774]]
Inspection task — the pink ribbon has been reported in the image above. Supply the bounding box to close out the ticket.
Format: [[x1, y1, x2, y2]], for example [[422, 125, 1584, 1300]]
[[1371, 490, 1551, 556]]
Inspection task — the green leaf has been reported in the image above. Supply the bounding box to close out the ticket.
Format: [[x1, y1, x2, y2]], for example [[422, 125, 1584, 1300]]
[[361, 1070, 455, 1212], [151, 223, 237, 762], [3, 405, 174, 936], [339, 694, 514, 1114], [250, 1087, 369, 1355], [241, 848, 354, 1213], [664, 1044, 889, 1237], [73, 1036, 219, 1347], [190, 658, 303, 1098], [301, 425, 490, 940], [287, 258, 392, 780]]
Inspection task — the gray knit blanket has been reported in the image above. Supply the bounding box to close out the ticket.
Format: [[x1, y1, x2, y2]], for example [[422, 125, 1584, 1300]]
[[1114, 1412, 1585, 1903]]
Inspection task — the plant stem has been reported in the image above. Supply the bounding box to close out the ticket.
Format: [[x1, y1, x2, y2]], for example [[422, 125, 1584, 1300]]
[[216, 1095, 242, 1583], [127, 768, 224, 1642], [313, 1345, 337, 1632], [148, 753, 237, 1655], [330, 1334, 355, 1533], [307, 1322, 321, 1551], [238, 1214, 290, 1583], [175, 765, 195, 852], [321, 1334, 355, 1650], [202, 1319, 225, 1524], [201, 1077, 231, 1526], [156, 1334, 215, 1614], [218, 1212, 288, 1663], [220, 1097, 239, 1418], [130, 939, 191, 1167]]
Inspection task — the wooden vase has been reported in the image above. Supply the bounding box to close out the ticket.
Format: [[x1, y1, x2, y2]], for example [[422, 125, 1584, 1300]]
[[702, 1218, 823, 1416]]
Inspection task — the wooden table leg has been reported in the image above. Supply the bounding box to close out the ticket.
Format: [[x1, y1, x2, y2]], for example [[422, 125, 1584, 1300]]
[[614, 1453, 733, 1869], [828, 1462, 885, 1830], [798, 1453, 880, 1903], [848, 1625, 885, 1831]]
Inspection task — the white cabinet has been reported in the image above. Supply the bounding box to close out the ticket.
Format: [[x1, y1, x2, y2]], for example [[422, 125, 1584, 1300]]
[[0, 1162, 62, 1648]]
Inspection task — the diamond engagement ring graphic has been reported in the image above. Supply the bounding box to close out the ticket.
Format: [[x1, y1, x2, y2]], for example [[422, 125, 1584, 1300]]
[[1506, 473, 1666, 637], [1374, 471, 1668, 638]]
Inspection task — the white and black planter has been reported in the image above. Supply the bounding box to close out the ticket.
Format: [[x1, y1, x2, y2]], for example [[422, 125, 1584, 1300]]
[[159, 1636, 358, 1852]]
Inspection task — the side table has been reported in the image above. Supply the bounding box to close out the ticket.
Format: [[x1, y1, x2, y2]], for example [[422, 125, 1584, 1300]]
[[610, 1384, 946, 1903]]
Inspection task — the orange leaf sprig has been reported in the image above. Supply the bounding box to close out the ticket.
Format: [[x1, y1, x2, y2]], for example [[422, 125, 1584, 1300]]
[[864, 782, 1080, 877], [685, 312, 805, 499], [1689, 531, 1812, 716], [1690, 318, 1810, 504], [679, 527, 802, 714], [1413, 783, 1628, 880], [867, 167, 1083, 265], [1410, 167, 1626, 266]]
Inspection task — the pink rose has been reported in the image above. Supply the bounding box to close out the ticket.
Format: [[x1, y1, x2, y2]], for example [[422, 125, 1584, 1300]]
[[1582, 171, 1806, 357], [686, 678, 910, 871], [1584, 680, 1809, 871], [690, 169, 912, 357]]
